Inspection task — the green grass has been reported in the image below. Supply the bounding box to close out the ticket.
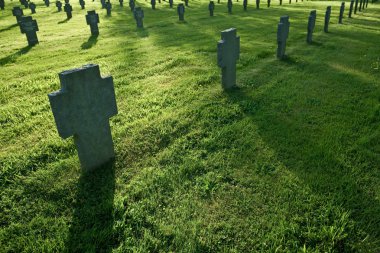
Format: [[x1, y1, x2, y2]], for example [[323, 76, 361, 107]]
[[0, 0, 379, 252]]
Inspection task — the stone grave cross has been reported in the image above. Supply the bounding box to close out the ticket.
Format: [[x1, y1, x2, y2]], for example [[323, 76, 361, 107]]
[[307, 10, 316, 44], [209, 1, 215, 16], [20, 16, 39, 46], [177, 3, 185, 21], [133, 7, 144, 28], [324, 6, 331, 33], [86, 10, 99, 36], [48, 64, 118, 171], [277, 15, 290, 59], [217, 28, 240, 89], [56, 1, 62, 12]]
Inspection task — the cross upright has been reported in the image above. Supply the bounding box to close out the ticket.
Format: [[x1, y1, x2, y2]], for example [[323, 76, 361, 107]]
[[86, 10, 99, 36], [133, 7, 144, 28], [209, 1, 215, 16], [324, 6, 331, 33], [277, 15, 290, 59], [307, 10, 316, 44], [349, 0, 354, 17], [217, 28, 240, 89], [48, 64, 118, 171], [64, 3, 72, 19], [339, 2, 345, 24], [20, 16, 39, 46], [0, 0, 4, 10], [56, 1, 62, 11]]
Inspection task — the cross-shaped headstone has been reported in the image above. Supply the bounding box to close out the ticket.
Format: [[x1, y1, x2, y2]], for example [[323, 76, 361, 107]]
[[79, 0, 85, 9], [129, 0, 135, 11], [348, 0, 354, 17], [20, 0, 29, 8], [64, 3, 72, 19], [307, 10, 316, 44], [119, 0, 123, 7], [64, 0, 69, 4], [217, 28, 240, 89], [12, 7, 24, 23], [169, 0, 173, 8], [48, 64, 118, 171], [324, 6, 331, 33], [177, 3, 185, 20], [44, 0, 50, 7], [19, 16, 39, 46], [86, 10, 99, 35], [243, 0, 247, 10], [227, 0, 232, 13], [133, 7, 144, 28], [256, 0, 259, 9], [56, 1, 62, 11], [277, 15, 290, 59], [339, 2, 345, 23], [151, 0, 156, 9], [105, 1, 112, 15], [100, 0, 106, 8], [29, 2, 36, 13], [209, 1, 215, 16], [0, 0, 5, 10]]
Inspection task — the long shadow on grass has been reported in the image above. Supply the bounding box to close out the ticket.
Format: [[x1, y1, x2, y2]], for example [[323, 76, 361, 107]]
[[81, 34, 98, 49], [0, 45, 32, 66], [66, 160, 117, 252], [0, 24, 18, 33]]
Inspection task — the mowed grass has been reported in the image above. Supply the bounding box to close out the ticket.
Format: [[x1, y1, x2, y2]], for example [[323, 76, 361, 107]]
[[0, 0, 379, 251]]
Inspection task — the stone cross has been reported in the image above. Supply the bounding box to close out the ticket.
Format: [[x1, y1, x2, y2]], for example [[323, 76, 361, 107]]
[[56, 1, 62, 11], [359, 0, 363, 11], [44, 0, 50, 7], [243, 0, 247, 10], [256, 0, 259, 9], [64, 3, 72, 19], [12, 7, 24, 23], [86, 10, 99, 36], [29, 2, 36, 13], [0, 0, 4, 10], [227, 0, 232, 13], [101, 0, 106, 8], [20, 0, 29, 8], [19, 16, 39, 46], [339, 2, 345, 24], [349, 0, 354, 17], [217, 28, 240, 89], [133, 7, 144, 28], [267, 0, 270, 7], [184, 0, 189, 6], [324, 6, 331, 33], [169, 0, 173, 8], [64, 0, 69, 4], [177, 3, 185, 20], [307, 10, 316, 44], [365, 0, 368, 8], [79, 0, 85, 9], [277, 15, 290, 59], [151, 0, 156, 9], [129, 0, 135, 11], [48, 64, 118, 171], [354, 0, 358, 13], [105, 1, 112, 16], [119, 0, 123, 7], [209, 1, 214, 16]]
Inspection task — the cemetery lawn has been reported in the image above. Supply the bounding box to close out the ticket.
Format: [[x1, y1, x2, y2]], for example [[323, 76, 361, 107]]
[[1, 0, 379, 252]]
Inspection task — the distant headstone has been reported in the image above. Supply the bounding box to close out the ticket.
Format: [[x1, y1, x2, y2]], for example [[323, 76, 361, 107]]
[[119, 0, 123, 6], [365, 0, 368, 8], [354, 0, 358, 14], [129, 0, 135, 11], [101, 0, 106, 8], [0, 0, 4, 10], [359, 0, 363, 11], [169, 0, 173, 8], [48, 64, 118, 171], [209, 1, 215, 16], [349, 0, 354, 17], [105, 1, 112, 15], [151, 0, 156, 9], [133, 7, 144, 28], [177, 3, 185, 20], [86, 10, 99, 35], [64, 3, 73, 19], [324, 6, 331, 32], [339, 2, 345, 23], [12, 7, 24, 23], [289, 0, 291, 4], [227, 0, 232, 13], [44, 0, 50, 7], [267, 0, 270, 7], [279, 0, 282, 5], [19, 16, 39, 46], [307, 10, 316, 44], [64, 0, 69, 3], [79, 0, 85, 9], [277, 15, 290, 59], [256, 0, 259, 9], [243, 0, 247, 10], [56, 1, 62, 11], [184, 0, 189, 6], [29, 2, 36, 13], [20, 0, 29, 8], [217, 28, 240, 89]]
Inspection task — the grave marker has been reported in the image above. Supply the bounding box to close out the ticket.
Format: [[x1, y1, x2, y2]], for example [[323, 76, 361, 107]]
[[324, 6, 331, 32], [0, 0, 4, 10], [359, 0, 363, 11], [185, 0, 189, 6], [129, 0, 135, 11], [256, 0, 259, 9], [339, 2, 345, 23], [48, 64, 118, 171], [101, 0, 106, 8], [64, 3, 72, 19], [151, 0, 156, 9], [56, 1, 62, 11], [307, 10, 316, 44], [19, 16, 39, 46], [209, 1, 215, 16], [12, 7, 24, 23], [177, 3, 185, 20], [279, 0, 282, 5], [44, 0, 50, 7], [349, 0, 354, 17], [243, 0, 247, 10], [119, 0, 123, 7], [267, 0, 270, 7], [79, 0, 85, 9], [20, 0, 29, 8], [277, 15, 290, 59], [133, 7, 144, 28], [105, 1, 112, 15], [354, 0, 358, 13], [169, 0, 173, 8], [29, 2, 36, 13], [217, 28, 240, 89], [86, 10, 99, 35], [227, 0, 232, 13]]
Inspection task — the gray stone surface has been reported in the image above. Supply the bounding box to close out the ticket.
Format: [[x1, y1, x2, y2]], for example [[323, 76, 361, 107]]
[[324, 6, 331, 33], [307, 10, 316, 44], [29, 2, 36, 13], [227, 0, 232, 13], [177, 3, 185, 21], [256, 0, 259, 9], [133, 7, 144, 28], [129, 0, 135, 11], [79, 0, 85, 9], [243, 0, 247, 10], [48, 64, 118, 171], [56, 1, 62, 11], [151, 0, 156, 9], [349, 0, 354, 17], [12, 7, 24, 23], [20, 16, 39, 46], [105, 1, 112, 15], [209, 1, 214, 16], [277, 15, 290, 59], [44, 0, 50, 7], [64, 3, 72, 19], [86, 10, 99, 35], [339, 2, 345, 23], [0, 0, 4, 10], [217, 28, 240, 89]]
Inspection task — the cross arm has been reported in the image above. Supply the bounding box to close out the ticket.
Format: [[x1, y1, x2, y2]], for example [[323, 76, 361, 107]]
[[48, 90, 73, 139]]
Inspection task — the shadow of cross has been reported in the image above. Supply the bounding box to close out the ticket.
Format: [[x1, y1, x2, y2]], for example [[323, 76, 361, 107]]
[[48, 64, 118, 171], [217, 28, 240, 90]]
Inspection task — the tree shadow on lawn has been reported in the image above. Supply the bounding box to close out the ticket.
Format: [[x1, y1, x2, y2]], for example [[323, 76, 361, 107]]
[[66, 160, 117, 252], [0, 45, 32, 66]]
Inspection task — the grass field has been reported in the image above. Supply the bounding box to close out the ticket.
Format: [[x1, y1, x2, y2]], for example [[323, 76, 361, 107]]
[[0, 0, 379, 252]]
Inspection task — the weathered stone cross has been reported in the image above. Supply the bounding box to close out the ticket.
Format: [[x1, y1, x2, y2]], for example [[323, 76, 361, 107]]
[[48, 64, 118, 171], [217, 28, 240, 89], [277, 15, 290, 59], [20, 16, 39, 46]]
